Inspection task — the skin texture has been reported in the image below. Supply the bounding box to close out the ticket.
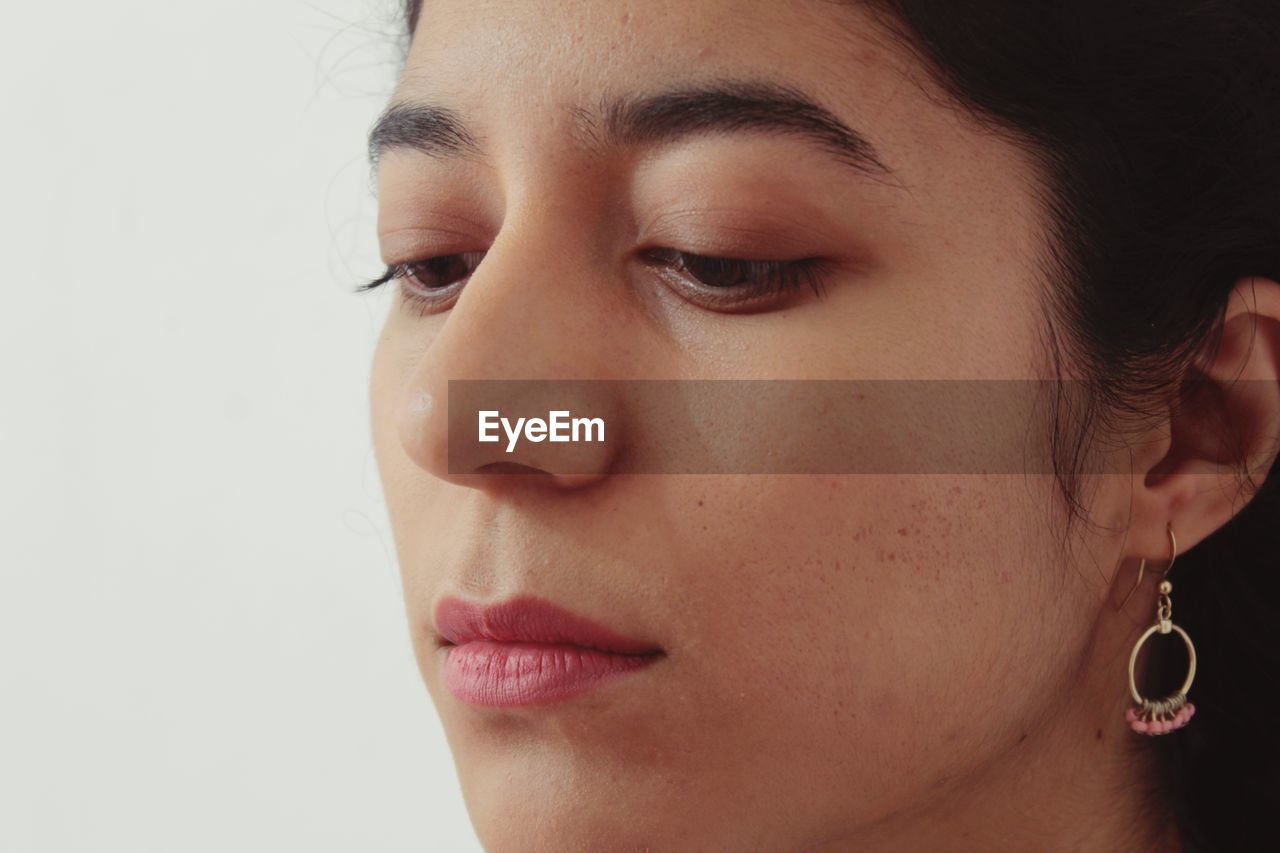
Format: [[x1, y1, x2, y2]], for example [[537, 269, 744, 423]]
[[367, 2, 1280, 850]]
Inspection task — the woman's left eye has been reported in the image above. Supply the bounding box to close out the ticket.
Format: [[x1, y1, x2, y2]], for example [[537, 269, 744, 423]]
[[640, 247, 829, 310]]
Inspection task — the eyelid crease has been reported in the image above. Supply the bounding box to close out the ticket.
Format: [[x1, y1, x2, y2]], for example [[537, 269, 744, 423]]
[[377, 224, 489, 266], [639, 209, 842, 257]]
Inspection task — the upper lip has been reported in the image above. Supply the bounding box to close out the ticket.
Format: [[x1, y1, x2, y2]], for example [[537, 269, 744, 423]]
[[433, 594, 663, 655]]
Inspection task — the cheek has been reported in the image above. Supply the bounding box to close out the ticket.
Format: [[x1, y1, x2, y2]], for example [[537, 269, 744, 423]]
[[661, 473, 1060, 818], [369, 322, 435, 499], [368, 328, 441, 558]]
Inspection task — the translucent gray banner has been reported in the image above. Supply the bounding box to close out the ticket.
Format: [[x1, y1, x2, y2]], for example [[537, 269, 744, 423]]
[[444, 379, 1277, 475]]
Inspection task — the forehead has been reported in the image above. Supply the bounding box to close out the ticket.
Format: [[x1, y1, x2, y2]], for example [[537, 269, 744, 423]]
[[392, 0, 1050, 287], [397, 1, 1027, 191], [401, 0, 903, 128]]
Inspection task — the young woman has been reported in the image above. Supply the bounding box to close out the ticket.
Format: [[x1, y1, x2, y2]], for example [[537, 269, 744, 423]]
[[359, 2, 1280, 850]]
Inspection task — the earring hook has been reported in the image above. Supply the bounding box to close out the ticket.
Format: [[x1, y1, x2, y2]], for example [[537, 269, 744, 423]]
[[1118, 522, 1177, 614], [1163, 524, 1178, 577]]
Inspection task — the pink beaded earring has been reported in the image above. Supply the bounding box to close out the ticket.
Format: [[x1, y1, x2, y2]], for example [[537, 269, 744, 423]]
[[1120, 523, 1197, 735]]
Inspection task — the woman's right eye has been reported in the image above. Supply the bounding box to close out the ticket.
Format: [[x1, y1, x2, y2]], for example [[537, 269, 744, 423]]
[[358, 251, 487, 316], [400, 252, 487, 291]]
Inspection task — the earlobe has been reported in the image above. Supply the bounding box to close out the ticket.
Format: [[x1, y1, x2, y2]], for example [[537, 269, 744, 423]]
[[1134, 275, 1280, 557]]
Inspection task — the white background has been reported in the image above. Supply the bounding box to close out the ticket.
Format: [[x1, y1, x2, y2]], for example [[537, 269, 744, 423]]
[[0, 2, 482, 850]]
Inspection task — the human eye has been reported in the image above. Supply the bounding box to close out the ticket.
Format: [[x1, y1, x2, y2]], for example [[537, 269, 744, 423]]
[[639, 247, 830, 312], [355, 246, 832, 315], [356, 251, 486, 316]]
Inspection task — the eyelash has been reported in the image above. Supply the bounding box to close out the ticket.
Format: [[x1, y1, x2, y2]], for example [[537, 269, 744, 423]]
[[356, 253, 484, 315], [640, 248, 829, 306], [356, 248, 829, 315]]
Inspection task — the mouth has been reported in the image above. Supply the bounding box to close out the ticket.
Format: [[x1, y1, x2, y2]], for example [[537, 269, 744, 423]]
[[432, 594, 665, 708]]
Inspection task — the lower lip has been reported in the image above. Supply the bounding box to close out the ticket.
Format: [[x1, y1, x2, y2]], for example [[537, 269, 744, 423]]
[[442, 640, 662, 707]]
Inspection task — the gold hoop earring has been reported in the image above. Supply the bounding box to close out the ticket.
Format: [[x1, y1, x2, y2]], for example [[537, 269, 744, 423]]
[[1124, 523, 1197, 735]]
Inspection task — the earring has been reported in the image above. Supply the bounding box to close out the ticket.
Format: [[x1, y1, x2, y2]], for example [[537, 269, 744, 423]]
[[1124, 523, 1197, 735]]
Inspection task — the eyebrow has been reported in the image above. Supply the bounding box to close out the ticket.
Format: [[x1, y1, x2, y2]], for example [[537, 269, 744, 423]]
[[367, 79, 898, 183]]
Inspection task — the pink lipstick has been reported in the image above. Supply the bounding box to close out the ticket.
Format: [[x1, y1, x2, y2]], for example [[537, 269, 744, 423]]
[[434, 594, 664, 708]]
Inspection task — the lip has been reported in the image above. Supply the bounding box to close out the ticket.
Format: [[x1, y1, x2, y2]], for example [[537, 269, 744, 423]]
[[433, 594, 664, 708]]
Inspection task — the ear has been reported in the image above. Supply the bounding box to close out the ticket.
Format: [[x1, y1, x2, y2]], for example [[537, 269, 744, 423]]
[[1120, 275, 1280, 565]]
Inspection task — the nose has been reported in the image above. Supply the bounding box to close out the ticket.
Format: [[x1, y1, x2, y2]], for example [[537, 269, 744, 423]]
[[395, 217, 625, 492]]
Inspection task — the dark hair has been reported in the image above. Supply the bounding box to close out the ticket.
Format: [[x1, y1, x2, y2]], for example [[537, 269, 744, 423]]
[[397, 2, 1280, 849], [838, 5, 1280, 850]]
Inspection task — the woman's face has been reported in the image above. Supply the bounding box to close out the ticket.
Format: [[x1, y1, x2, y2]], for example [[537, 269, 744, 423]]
[[370, 1, 1126, 849]]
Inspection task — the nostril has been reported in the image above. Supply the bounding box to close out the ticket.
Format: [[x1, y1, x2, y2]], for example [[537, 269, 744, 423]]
[[467, 462, 610, 491], [475, 462, 545, 476]]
